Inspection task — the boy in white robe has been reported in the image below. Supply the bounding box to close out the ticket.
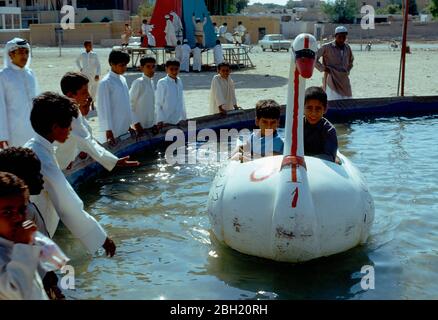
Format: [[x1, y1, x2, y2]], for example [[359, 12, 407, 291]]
[[0, 172, 48, 300], [171, 11, 184, 43], [0, 38, 38, 149], [0, 147, 66, 300], [130, 56, 157, 129], [25, 92, 116, 257], [155, 59, 187, 126], [233, 21, 247, 46], [57, 72, 140, 171], [141, 19, 156, 47], [76, 40, 101, 103], [213, 40, 224, 66], [192, 43, 202, 73], [165, 15, 177, 47], [175, 40, 183, 62], [181, 40, 191, 73], [97, 50, 141, 146], [209, 62, 239, 115]]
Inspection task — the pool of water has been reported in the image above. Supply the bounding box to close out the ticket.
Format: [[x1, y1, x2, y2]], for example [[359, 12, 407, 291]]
[[55, 116, 438, 300]]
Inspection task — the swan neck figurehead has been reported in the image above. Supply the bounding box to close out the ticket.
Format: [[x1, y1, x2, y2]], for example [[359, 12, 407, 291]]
[[284, 34, 318, 161]]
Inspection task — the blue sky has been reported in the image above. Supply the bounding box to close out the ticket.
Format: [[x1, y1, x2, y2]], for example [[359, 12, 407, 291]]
[[248, 0, 289, 5]]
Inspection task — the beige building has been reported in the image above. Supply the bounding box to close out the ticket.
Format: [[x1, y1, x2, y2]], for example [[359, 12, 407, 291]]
[[357, 0, 430, 12]]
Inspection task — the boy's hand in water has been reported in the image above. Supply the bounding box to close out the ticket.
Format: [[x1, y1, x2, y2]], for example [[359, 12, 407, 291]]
[[102, 237, 116, 257], [13, 220, 37, 244], [219, 105, 227, 115], [116, 156, 140, 167], [0, 141, 8, 149]]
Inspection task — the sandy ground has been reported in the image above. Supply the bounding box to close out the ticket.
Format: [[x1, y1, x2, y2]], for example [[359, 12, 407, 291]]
[[1, 43, 437, 139]]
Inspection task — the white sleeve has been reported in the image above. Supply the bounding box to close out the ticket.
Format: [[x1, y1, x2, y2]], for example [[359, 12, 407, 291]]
[[180, 81, 187, 120], [155, 81, 166, 123], [43, 161, 107, 253], [75, 123, 119, 171], [211, 77, 226, 108], [76, 54, 82, 70], [95, 55, 101, 76], [97, 80, 113, 132], [129, 79, 141, 124], [0, 244, 43, 300], [0, 77, 9, 142]]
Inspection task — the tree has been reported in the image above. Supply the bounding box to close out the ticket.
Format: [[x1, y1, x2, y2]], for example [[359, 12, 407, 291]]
[[286, 0, 299, 9], [428, 0, 438, 18], [321, 0, 358, 24], [138, 0, 155, 17], [235, 0, 249, 13]]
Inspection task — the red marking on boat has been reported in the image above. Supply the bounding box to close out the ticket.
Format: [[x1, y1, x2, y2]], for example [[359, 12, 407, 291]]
[[291, 68, 300, 183], [304, 36, 309, 49], [291, 187, 299, 208]]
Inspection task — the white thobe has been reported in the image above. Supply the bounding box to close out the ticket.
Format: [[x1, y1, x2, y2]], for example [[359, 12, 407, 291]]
[[209, 75, 237, 114], [0, 64, 38, 147], [181, 44, 192, 72], [0, 237, 48, 300], [171, 13, 183, 41], [192, 47, 202, 72], [142, 24, 156, 47], [175, 45, 183, 62], [165, 20, 178, 47], [155, 76, 187, 125], [97, 71, 135, 138], [213, 44, 224, 65], [219, 25, 227, 37], [130, 75, 156, 129], [25, 134, 107, 253], [76, 51, 101, 100], [55, 114, 119, 171]]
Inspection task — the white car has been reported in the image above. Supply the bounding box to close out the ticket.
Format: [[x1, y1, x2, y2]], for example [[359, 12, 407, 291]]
[[258, 34, 292, 52]]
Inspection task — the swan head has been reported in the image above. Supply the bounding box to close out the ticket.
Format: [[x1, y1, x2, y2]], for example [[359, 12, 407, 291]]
[[292, 33, 318, 79]]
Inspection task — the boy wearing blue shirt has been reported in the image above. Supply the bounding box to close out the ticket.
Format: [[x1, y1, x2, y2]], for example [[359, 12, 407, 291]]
[[233, 99, 284, 162]]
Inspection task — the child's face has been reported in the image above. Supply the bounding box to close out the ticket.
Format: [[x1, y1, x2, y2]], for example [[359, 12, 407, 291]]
[[52, 123, 72, 144], [70, 84, 91, 116], [141, 62, 156, 78], [111, 62, 128, 75], [9, 48, 29, 68], [166, 65, 180, 79], [218, 66, 230, 79], [0, 194, 29, 242], [84, 43, 92, 52], [256, 117, 279, 136], [304, 99, 326, 125]]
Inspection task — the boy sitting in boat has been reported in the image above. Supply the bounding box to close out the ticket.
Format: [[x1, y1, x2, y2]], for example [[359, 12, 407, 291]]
[[232, 99, 284, 162], [303, 86, 338, 163]]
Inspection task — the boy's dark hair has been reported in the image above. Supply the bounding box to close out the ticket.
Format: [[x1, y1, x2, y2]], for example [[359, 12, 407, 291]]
[[223, 23, 227, 26], [165, 59, 180, 68], [31, 92, 79, 137], [0, 148, 41, 195], [108, 50, 130, 65], [140, 55, 156, 66], [60, 72, 89, 96], [0, 172, 29, 199], [216, 39, 221, 45], [217, 62, 230, 71], [238, 21, 242, 25], [256, 99, 281, 120], [83, 40, 92, 46], [142, 19, 147, 24], [304, 86, 328, 109], [177, 40, 181, 45]]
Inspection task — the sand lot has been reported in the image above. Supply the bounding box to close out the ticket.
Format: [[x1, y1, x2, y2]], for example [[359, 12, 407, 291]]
[[1, 43, 437, 138]]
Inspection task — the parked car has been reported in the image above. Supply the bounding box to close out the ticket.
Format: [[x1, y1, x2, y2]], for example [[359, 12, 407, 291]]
[[258, 34, 292, 52]]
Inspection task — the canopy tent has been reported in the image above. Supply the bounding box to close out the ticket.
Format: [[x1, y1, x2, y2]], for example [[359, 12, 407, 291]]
[[150, 0, 216, 48]]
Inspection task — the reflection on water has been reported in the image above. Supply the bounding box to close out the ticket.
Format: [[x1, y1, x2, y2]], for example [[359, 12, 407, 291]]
[[55, 116, 438, 300]]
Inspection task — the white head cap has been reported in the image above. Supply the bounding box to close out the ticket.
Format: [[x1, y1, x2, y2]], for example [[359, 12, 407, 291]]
[[183, 39, 188, 43], [335, 26, 348, 35], [4, 38, 31, 68], [165, 15, 170, 19]]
